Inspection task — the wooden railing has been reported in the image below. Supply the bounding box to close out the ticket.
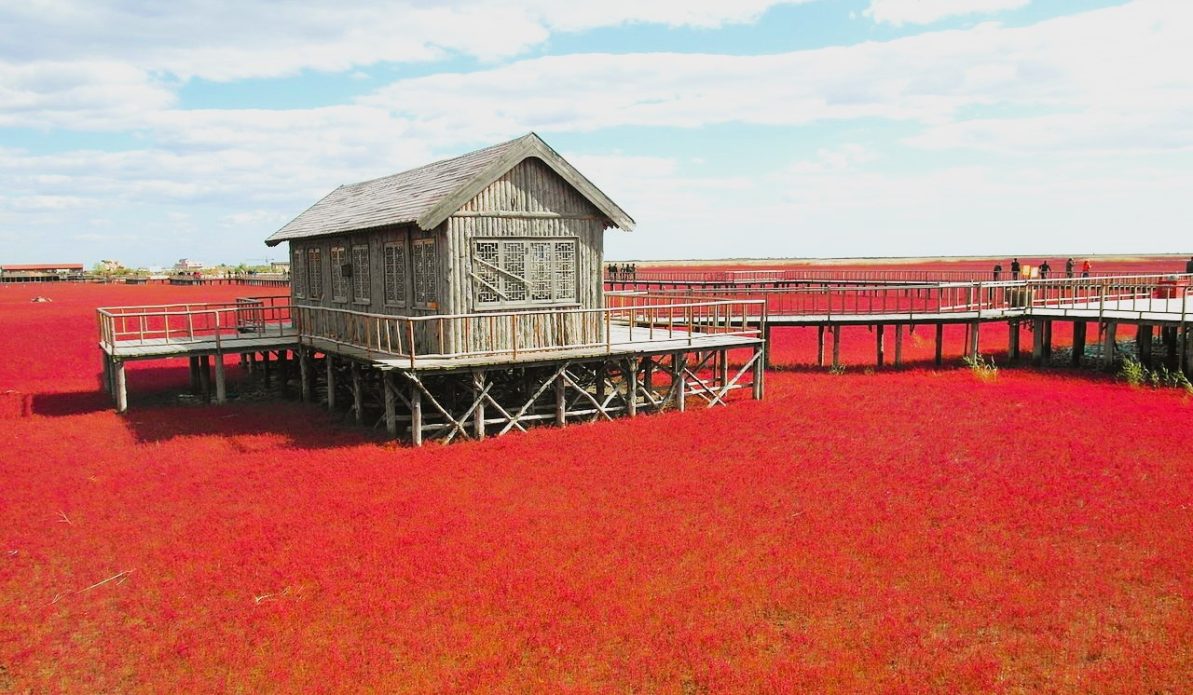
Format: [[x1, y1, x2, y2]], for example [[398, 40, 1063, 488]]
[[97, 298, 293, 352], [604, 267, 1186, 286], [633, 274, 1192, 320], [294, 299, 766, 367]]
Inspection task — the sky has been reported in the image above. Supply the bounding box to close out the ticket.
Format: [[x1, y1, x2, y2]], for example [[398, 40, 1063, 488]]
[[1, 0, 1190, 267]]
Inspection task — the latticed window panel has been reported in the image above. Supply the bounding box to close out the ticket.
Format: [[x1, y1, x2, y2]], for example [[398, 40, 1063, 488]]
[[471, 238, 578, 308], [307, 248, 322, 299], [330, 246, 349, 302], [352, 245, 370, 303], [291, 247, 306, 297], [383, 241, 407, 306], [412, 238, 438, 308]]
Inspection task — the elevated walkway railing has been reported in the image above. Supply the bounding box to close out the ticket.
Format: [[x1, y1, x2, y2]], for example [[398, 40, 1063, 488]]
[[97, 298, 293, 353]]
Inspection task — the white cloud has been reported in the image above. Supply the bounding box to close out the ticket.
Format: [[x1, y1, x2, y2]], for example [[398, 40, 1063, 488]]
[[864, 0, 1030, 26], [0, 1, 809, 82]]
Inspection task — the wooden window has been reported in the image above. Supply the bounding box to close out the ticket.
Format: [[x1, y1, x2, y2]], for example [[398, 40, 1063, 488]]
[[383, 241, 407, 307], [291, 246, 305, 298], [412, 238, 438, 309], [471, 238, 578, 309], [306, 247, 322, 299], [351, 245, 370, 304], [330, 245, 349, 303]]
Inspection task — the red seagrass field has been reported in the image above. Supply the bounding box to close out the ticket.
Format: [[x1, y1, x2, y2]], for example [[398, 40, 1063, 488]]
[[3, 262, 1193, 692]]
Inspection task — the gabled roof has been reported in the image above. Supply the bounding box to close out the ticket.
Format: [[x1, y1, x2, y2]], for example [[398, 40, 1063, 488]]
[[265, 133, 634, 247]]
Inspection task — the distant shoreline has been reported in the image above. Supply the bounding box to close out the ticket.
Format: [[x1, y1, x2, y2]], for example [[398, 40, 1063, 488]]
[[608, 253, 1189, 267]]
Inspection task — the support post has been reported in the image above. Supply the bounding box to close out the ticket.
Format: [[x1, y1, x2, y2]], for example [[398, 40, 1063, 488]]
[[1102, 321, 1117, 369], [299, 350, 311, 402], [554, 369, 566, 425], [935, 323, 944, 367], [876, 324, 885, 366], [968, 321, 980, 360], [1032, 320, 1045, 366], [643, 357, 655, 408], [626, 359, 638, 417], [113, 360, 127, 413], [213, 354, 226, 404], [753, 346, 765, 400], [764, 323, 774, 369], [832, 325, 841, 369], [410, 380, 422, 446], [326, 355, 336, 410], [894, 324, 903, 368], [199, 355, 212, 401], [261, 351, 271, 386], [1043, 320, 1054, 358], [673, 352, 687, 412], [101, 354, 112, 394], [1008, 321, 1020, 362], [383, 372, 397, 437], [352, 362, 363, 425], [1138, 324, 1153, 368], [816, 325, 826, 367], [1072, 322, 1087, 366], [188, 356, 200, 393], [472, 370, 486, 440]]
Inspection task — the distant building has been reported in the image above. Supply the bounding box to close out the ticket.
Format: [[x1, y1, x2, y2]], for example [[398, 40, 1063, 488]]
[[174, 259, 204, 271], [97, 259, 123, 273], [270, 260, 291, 272], [0, 263, 85, 282]]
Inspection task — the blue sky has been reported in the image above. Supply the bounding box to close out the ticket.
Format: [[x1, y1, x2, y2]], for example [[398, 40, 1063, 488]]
[[0, 0, 1188, 267]]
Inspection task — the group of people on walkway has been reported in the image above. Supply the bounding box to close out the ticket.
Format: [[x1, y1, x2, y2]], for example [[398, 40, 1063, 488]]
[[992, 257, 1091, 281], [607, 263, 637, 279]]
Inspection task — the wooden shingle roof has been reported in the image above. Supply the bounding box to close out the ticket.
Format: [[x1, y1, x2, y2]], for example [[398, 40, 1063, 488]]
[[265, 133, 634, 247]]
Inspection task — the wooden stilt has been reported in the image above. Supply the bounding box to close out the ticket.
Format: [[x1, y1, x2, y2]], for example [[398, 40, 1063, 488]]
[[383, 372, 397, 437], [673, 352, 687, 412], [1032, 320, 1045, 366], [247, 351, 256, 375], [473, 370, 486, 439], [213, 354, 226, 404], [1102, 321, 1117, 369], [351, 362, 363, 424], [188, 356, 200, 393], [625, 359, 638, 417], [554, 370, 566, 425], [261, 351, 271, 386], [816, 325, 826, 367], [199, 355, 212, 401], [1044, 320, 1054, 358], [876, 325, 885, 366], [643, 357, 655, 408], [299, 350, 311, 402], [764, 323, 774, 369], [1008, 321, 1020, 362], [832, 325, 841, 369], [752, 345, 765, 400], [894, 324, 903, 367], [101, 353, 112, 394], [1072, 322, 1087, 366], [326, 355, 336, 410], [969, 321, 980, 360], [1138, 324, 1153, 368], [935, 323, 944, 367], [410, 380, 423, 446], [113, 360, 127, 413]]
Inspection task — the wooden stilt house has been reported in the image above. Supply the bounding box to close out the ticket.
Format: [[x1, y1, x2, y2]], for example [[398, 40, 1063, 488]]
[[266, 133, 634, 356]]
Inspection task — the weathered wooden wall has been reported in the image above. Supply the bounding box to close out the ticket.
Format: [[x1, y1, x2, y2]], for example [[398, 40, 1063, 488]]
[[287, 156, 612, 357]]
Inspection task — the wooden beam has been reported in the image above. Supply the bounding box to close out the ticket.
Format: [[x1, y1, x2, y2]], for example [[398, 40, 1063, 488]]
[[299, 350, 311, 402], [383, 372, 397, 437], [473, 370, 486, 440], [213, 354, 227, 404], [410, 381, 423, 446], [326, 355, 336, 410], [1072, 321, 1086, 366], [113, 360, 127, 413], [351, 362, 363, 425]]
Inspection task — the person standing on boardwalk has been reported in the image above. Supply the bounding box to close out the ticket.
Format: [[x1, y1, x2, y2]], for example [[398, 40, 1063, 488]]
[[1039, 260, 1051, 279], [1185, 256, 1193, 274], [1010, 258, 1021, 280], [1065, 258, 1075, 278], [993, 263, 1003, 281], [1081, 259, 1092, 277]]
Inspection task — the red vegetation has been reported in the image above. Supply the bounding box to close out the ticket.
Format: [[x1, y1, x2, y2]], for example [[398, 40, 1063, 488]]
[[3, 279, 1193, 691]]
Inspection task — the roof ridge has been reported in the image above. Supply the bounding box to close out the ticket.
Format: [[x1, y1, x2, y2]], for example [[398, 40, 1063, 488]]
[[341, 132, 535, 190]]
